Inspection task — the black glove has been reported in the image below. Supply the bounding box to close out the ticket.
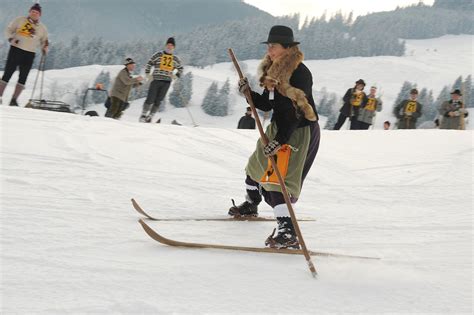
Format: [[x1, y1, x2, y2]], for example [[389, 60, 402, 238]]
[[263, 140, 281, 157], [238, 77, 249, 94]]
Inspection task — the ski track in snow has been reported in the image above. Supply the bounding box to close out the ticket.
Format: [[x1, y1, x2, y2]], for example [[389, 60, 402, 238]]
[[1, 105, 472, 314]]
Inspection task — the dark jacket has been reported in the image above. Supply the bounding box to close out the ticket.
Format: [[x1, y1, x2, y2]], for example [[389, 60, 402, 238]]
[[340, 88, 368, 117], [237, 114, 256, 129], [249, 63, 317, 144], [393, 99, 423, 129]]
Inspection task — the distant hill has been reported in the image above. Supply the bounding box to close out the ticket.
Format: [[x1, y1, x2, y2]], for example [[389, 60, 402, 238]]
[[1, 0, 473, 70], [0, 0, 272, 41], [433, 0, 474, 10]]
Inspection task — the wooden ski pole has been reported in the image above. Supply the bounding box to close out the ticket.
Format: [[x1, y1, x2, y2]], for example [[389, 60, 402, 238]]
[[228, 48, 318, 278]]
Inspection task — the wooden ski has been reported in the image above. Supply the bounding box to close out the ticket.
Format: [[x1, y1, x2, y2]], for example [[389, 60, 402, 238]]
[[138, 219, 380, 260], [131, 198, 316, 222]]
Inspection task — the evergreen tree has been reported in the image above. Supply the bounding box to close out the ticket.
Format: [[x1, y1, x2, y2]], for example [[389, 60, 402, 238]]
[[463, 75, 472, 108], [215, 79, 230, 116], [323, 94, 339, 130], [201, 82, 219, 116], [452, 75, 463, 90], [417, 88, 436, 123], [393, 81, 414, 108], [434, 85, 451, 114], [169, 72, 193, 108], [92, 71, 111, 103]]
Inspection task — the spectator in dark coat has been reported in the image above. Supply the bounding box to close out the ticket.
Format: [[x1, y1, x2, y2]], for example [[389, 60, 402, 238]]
[[333, 79, 368, 130], [237, 107, 256, 129]]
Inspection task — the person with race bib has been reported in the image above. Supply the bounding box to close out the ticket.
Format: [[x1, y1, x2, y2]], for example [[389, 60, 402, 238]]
[[140, 37, 183, 123], [394, 88, 423, 129], [357, 86, 383, 130], [333, 79, 368, 130], [0, 3, 48, 106]]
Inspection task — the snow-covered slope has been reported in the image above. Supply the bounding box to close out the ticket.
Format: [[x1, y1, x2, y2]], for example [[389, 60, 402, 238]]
[[1, 35, 472, 130], [1, 106, 472, 314]]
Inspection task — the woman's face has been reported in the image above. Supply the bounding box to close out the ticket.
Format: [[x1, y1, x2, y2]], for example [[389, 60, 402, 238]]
[[267, 43, 287, 61]]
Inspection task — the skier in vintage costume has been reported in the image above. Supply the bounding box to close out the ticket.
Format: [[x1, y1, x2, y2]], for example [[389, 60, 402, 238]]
[[105, 57, 143, 119], [356, 86, 383, 129], [439, 89, 468, 129], [140, 37, 184, 123], [333, 79, 368, 130], [393, 88, 423, 129], [229, 25, 320, 249], [0, 3, 49, 106]]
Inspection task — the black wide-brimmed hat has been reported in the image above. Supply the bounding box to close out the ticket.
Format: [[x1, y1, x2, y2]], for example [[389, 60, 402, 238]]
[[124, 57, 135, 66], [451, 89, 462, 96], [355, 79, 366, 86], [262, 25, 300, 45]]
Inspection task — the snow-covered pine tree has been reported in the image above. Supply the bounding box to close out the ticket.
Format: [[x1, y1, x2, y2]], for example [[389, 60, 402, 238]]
[[393, 81, 414, 109], [452, 75, 463, 90], [463, 75, 472, 108], [215, 79, 230, 116], [434, 85, 451, 114], [169, 72, 193, 108], [323, 94, 339, 130], [92, 71, 111, 103], [417, 88, 436, 124], [201, 82, 219, 116]]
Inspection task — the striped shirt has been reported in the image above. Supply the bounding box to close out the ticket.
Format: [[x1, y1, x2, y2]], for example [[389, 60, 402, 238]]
[[145, 50, 183, 82]]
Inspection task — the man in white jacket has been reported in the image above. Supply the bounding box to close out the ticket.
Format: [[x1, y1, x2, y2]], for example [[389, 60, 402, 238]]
[[0, 3, 49, 106]]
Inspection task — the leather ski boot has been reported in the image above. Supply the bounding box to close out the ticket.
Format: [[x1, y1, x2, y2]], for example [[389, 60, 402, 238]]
[[265, 217, 300, 249], [228, 199, 258, 217]]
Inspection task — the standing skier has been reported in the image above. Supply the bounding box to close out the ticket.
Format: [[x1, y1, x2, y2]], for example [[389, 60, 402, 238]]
[[105, 57, 143, 119], [140, 37, 184, 123], [0, 3, 49, 106], [357, 86, 383, 130], [393, 88, 423, 129], [229, 25, 320, 249], [439, 89, 468, 129], [333, 79, 368, 130]]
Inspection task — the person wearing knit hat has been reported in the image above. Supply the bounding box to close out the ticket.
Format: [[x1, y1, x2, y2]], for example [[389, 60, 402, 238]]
[[140, 36, 183, 123], [0, 3, 49, 106], [333, 79, 368, 130], [393, 87, 423, 129], [166, 37, 176, 47]]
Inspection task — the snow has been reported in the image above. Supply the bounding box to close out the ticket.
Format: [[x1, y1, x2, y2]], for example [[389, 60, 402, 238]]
[[1, 104, 473, 314], [1, 35, 473, 313]]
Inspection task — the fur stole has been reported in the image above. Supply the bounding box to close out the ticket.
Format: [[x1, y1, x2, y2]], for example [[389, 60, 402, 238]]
[[257, 46, 317, 121]]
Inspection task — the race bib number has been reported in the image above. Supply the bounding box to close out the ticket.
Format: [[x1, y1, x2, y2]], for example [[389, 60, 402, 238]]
[[260, 145, 291, 184], [159, 54, 174, 72], [351, 93, 364, 106], [17, 20, 35, 38], [405, 101, 417, 113], [365, 98, 376, 111]]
